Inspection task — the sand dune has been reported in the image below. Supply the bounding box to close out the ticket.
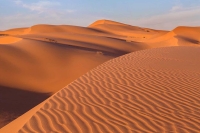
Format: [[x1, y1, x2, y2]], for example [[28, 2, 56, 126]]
[[89, 20, 199, 47], [0, 37, 115, 127], [89, 20, 164, 42], [147, 26, 200, 47], [0, 28, 29, 44], [0, 20, 148, 128], [0, 20, 200, 131], [0, 22, 149, 94], [146, 30, 178, 47], [173, 26, 200, 46], [173, 26, 200, 39], [14, 33, 147, 55], [1, 46, 200, 133], [29, 24, 110, 36], [89, 19, 127, 26]]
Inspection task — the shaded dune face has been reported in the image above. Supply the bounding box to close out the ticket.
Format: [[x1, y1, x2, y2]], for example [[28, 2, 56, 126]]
[[14, 33, 146, 56], [3, 46, 198, 133], [0, 86, 50, 128], [173, 26, 200, 46], [0, 39, 115, 93], [0, 20, 150, 97]]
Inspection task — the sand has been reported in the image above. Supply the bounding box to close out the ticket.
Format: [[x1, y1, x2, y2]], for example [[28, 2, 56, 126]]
[[1, 46, 200, 133], [0, 20, 200, 132], [0, 20, 149, 128]]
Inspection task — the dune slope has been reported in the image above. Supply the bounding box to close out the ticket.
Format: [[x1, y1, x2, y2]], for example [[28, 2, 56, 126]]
[[0, 37, 115, 128], [0, 20, 200, 130], [89, 20, 200, 48], [0, 20, 149, 128], [1, 46, 200, 133], [89, 20, 164, 42]]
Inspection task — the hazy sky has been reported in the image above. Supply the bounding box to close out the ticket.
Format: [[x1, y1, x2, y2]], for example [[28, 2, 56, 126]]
[[1, 0, 200, 30]]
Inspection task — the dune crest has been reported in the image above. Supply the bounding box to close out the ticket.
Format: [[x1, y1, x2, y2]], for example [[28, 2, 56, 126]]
[[89, 20, 170, 43], [0, 28, 30, 35], [1, 46, 200, 133], [89, 19, 129, 27]]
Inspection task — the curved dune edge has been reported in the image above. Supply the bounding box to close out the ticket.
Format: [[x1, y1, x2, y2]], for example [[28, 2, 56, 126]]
[[0, 28, 30, 35], [0, 37, 22, 44], [1, 46, 200, 133], [89, 19, 129, 27]]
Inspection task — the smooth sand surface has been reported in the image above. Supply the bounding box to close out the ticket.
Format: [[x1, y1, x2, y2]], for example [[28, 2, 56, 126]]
[[1, 46, 200, 133], [0, 27, 30, 35], [0, 20, 200, 131], [0, 36, 22, 44], [89, 20, 164, 42], [173, 26, 200, 46]]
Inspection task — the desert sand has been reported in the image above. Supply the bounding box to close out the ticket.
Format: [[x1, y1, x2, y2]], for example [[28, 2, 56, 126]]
[[0, 20, 199, 132]]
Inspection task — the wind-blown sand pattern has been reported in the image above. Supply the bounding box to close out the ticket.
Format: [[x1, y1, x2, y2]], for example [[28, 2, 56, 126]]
[[0, 20, 200, 131], [0, 20, 150, 127], [1, 46, 199, 133]]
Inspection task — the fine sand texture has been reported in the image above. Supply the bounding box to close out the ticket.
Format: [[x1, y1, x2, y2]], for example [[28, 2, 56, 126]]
[[1, 46, 200, 133], [0, 20, 200, 131]]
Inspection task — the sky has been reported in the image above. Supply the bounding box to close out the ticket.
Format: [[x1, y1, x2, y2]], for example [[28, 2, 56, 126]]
[[0, 0, 200, 30]]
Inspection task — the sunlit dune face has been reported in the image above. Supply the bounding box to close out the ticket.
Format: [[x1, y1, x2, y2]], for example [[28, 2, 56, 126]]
[[0, 37, 22, 44]]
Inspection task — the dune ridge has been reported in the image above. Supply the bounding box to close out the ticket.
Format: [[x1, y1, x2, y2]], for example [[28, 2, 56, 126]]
[[0, 20, 149, 128], [89, 20, 159, 38], [0, 20, 200, 131], [89, 19, 131, 27], [1, 46, 199, 133]]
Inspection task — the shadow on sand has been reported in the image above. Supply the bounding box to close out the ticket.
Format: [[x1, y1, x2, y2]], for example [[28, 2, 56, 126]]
[[0, 86, 50, 128]]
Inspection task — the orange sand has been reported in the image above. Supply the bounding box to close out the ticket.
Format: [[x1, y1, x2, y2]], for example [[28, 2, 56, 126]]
[[0, 20, 199, 132], [1, 46, 200, 133]]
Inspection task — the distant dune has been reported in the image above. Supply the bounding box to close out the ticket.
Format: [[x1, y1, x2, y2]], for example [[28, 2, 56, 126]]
[[0, 27, 30, 36], [173, 26, 200, 46], [0, 20, 199, 131]]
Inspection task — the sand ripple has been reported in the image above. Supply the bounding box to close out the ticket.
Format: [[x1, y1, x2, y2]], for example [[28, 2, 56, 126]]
[[17, 46, 200, 133]]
